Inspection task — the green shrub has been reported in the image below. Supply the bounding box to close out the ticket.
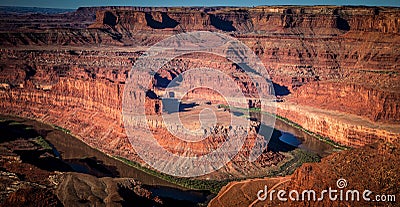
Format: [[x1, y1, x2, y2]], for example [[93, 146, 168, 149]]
[[33, 136, 52, 150], [114, 156, 230, 194], [53, 125, 71, 134]]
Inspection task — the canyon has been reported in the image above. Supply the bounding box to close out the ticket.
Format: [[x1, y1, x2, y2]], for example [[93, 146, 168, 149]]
[[0, 5, 399, 206], [0, 115, 205, 206]]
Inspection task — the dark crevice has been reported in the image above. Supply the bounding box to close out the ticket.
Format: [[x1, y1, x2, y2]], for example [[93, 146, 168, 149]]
[[145, 90, 158, 99], [154, 73, 179, 88], [24, 65, 36, 80], [209, 14, 236, 32], [145, 12, 179, 29], [103, 11, 117, 26], [336, 17, 350, 31], [272, 82, 290, 96]]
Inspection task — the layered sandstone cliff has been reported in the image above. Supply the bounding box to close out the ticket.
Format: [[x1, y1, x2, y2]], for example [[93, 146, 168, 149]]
[[0, 6, 399, 176], [89, 6, 400, 34]]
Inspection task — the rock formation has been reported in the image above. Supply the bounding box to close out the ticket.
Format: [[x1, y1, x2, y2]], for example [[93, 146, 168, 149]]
[[0, 119, 162, 206], [0, 5, 398, 178], [209, 140, 400, 207]]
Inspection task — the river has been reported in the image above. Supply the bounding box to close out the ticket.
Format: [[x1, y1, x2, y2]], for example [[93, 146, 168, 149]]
[[236, 110, 335, 157], [0, 115, 211, 204], [0, 111, 335, 204]]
